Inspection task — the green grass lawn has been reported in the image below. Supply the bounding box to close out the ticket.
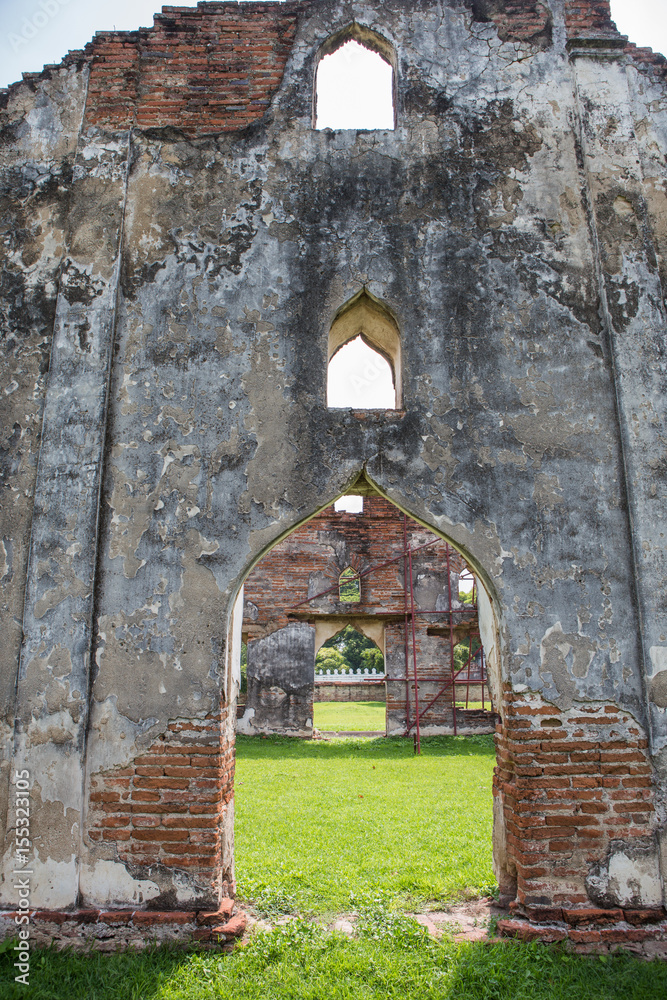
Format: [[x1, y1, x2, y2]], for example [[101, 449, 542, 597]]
[[3, 923, 666, 999], [234, 734, 496, 916], [313, 700, 386, 731]]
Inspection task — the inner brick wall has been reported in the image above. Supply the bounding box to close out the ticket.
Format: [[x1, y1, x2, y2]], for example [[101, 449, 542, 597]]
[[243, 496, 468, 637], [243, 497, 477, 732]]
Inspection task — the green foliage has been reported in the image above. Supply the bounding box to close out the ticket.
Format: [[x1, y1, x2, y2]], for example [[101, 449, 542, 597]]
[[318, 625, 384, 673], [245, 885, 299, 920], [240, 641, 248, 694], [314, 646, 347, 673], [339, 567, 361, 603], [237, 917, 330, 969], [360, 646, 384, 672], [453, 637, 482, 674], [356, 904, 433, 950]]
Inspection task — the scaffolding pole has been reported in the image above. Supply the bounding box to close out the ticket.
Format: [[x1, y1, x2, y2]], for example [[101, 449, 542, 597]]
[[445, 544, 458, 736], [282, 507, 490, 744], [402, 515, 411, 735], [406, 518, 421, 755]]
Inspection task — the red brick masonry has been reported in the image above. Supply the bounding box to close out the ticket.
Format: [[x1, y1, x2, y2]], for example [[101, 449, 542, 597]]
[[82, 3, 298, 134], [493, 688, 666, 948], [498, 909, 667, 956], [0, 899, 247, 950], [87, 712, 235, 903], [496, 691, 656, 904]]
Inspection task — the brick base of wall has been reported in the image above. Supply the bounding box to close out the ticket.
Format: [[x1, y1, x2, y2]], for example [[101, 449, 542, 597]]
[[4, 902, 664, 955], [494, 688, 660, 915], [499, 905, 667, 957], [0, 899, 247, 951]]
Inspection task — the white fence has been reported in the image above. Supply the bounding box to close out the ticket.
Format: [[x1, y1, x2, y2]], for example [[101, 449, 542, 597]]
[[315, 668, 385, 682]]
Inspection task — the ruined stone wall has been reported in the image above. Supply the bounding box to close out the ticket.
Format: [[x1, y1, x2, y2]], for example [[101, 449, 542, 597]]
[[0, 62, 89, 868], [0, 0, 666, 945]]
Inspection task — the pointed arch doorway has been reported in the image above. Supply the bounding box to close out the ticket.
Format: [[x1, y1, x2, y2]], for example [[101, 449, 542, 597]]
[[227, 470, 515, 910], [235, 472, 498, 743]]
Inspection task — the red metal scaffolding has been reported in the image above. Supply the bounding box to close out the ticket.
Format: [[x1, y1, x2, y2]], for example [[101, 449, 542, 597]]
[[287, 508, 490, 751]]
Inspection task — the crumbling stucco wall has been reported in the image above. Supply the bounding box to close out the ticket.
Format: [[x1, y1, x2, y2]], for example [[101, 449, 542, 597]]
[[0, 0, 666, 936]]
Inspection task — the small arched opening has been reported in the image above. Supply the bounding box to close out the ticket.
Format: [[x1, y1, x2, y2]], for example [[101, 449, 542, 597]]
[[338, 566, 362, 602], [327, 290, 401, 409], [314, 23, 396, 130]]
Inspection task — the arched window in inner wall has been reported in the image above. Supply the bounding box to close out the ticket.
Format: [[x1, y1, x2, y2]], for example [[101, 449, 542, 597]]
[[328, 337, 396, 408], [339, 566, 361, 603]]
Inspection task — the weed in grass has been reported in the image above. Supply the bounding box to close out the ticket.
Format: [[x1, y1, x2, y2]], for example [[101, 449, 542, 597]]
[[245, 884, 300, 920], [238, 918, 331, 968], [355, 904, 433, 950]]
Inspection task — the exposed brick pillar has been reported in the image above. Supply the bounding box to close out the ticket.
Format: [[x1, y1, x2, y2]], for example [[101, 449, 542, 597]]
[[494, 689, 659, 914], [564, 0, 617, 38], [82, 4, 299, 136], [87, 710, 235, 908]]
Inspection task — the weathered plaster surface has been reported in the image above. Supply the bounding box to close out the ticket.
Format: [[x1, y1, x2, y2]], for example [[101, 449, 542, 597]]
[[0, 0, 665, 913], [587, 839, 663, 909], [242, 623, 316, 735]]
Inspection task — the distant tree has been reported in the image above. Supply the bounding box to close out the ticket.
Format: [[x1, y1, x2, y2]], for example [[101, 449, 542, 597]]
[[315, 646, 347, 673], [360, 646, 384, 672], [318, 625, 384, 673], [339, 566, 361, 603], [453, 637, 482, 674], [240, 641, 248, 693]]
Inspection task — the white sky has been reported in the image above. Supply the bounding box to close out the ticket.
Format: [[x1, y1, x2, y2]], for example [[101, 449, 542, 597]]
[[1, 1, 666, 90], [335, 495, 363, 512], [316, 40, 394, 129], [327, 337, 396, 409]]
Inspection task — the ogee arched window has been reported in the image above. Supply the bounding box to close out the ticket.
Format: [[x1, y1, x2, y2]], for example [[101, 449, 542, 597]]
[[327, 290, 401, 410], [314, 24, 396, 130], [339, 567, 361, 603]]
